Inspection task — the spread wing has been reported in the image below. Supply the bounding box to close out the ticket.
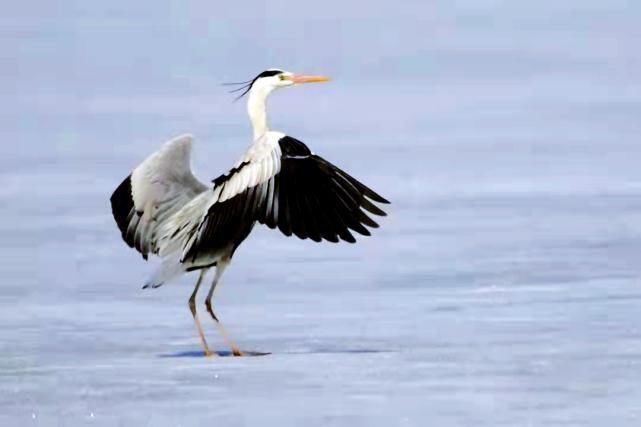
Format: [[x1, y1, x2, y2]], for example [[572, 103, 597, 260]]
[[110, 134, 208, 260], [263, 136, 389, 242], [183, 134, 389, 262]]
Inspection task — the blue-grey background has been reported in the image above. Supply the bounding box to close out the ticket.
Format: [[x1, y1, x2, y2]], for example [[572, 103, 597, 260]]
[[2, 1, 641, 425]]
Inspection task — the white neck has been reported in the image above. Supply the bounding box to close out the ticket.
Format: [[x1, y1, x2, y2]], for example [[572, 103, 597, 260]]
[[247, 84, 273, 140]]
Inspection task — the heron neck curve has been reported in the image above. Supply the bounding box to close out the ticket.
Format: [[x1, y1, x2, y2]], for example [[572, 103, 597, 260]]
[[247, 85, 273, 140]]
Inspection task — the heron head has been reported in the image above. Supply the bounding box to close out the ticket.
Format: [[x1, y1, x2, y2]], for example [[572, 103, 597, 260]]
[[227, 69, 330, 100]]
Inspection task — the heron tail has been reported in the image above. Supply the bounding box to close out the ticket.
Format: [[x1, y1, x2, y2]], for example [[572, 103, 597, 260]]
[[143, 256, 184, 289]]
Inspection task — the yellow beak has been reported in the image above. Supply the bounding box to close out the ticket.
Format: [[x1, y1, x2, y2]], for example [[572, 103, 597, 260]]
[[287, 74, 331, 84]]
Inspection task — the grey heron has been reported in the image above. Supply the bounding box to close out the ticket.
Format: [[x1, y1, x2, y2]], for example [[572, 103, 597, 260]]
[[110, 69, 389, 356]]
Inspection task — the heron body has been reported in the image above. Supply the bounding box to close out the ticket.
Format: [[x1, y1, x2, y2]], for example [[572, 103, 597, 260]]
[[110, 69, 389, 356]]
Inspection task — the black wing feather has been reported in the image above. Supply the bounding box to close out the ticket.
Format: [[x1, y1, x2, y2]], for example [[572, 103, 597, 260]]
[[110, 175, 149, 260], [259, 136, 389, 243]]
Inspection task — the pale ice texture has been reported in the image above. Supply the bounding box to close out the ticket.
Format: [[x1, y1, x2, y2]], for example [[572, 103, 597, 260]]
[[1, 1, 641, 426]]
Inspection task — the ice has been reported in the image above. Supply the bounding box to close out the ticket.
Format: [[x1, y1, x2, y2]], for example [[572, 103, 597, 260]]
[[1, 0, 641, 425]]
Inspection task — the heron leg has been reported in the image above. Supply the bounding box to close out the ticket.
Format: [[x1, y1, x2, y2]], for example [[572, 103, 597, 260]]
[[188, 269, 214, 357], [204, 259, 243, 357]]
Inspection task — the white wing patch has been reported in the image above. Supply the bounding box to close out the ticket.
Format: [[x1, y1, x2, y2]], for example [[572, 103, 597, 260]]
[[131, 134, 205, 216], [217, 134, 282, 203], [114, 134, 208, 258]]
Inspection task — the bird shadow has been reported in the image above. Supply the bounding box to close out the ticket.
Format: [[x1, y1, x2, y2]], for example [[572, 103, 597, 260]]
[[159, 347, 392, 358], [159, 350, 270, 358]]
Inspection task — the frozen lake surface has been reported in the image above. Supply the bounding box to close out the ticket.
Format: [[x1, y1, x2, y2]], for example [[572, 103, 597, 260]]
[[2, 1, 641, 425]]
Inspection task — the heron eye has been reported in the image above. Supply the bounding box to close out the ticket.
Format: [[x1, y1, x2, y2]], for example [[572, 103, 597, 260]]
[[279, 75, 286, 81]]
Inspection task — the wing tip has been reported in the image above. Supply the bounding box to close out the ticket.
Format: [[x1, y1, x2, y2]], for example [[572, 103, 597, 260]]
[[168, 133, 194, 143], [365, 191, 390, 205]]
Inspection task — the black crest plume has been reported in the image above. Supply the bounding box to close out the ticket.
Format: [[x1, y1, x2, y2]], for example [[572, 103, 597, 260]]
[[223, 69, 284, 101]]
